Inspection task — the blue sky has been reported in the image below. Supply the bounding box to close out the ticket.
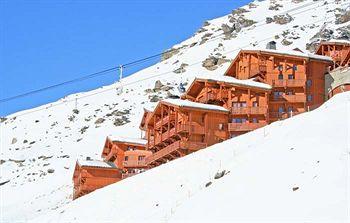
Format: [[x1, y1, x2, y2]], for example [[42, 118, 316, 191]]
[[0, 0, 251, 116]]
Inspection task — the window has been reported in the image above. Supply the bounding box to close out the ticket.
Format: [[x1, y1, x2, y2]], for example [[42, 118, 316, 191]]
[[278, 107, 284, 113], [307, 95, 313, 102], [253, 101, 258, 107], [274, 91, 283, 99], [287, 107, 293, 112], [288, 74, 295, 79], [306, 80, 312, 87], [234, 118, 242, 123], [278, 74, 283, 80], [287, 91, 293, 95], [242, 118, 247, 123], [138, 156, 145, 161], [292, 65, 297, 71], [241, 102, 247, 107], [124, 156, 129, 161], [278, 65, 283, 71], [252, 118, 258, 123], [218, 123, 224, 130]]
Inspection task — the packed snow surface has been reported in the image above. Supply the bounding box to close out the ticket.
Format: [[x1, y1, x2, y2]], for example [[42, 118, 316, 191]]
[[32, 92, 350, 223]]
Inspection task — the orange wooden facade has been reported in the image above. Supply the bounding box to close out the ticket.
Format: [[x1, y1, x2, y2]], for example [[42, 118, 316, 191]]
[[144, 99, 229, 167], [225, 49, 332, 121], [101, 136, 152, 176], [316, 40, 350, 70], [73, 45, 348, 199], [72, 159, 121, 200], [183, 78, 271, 137]]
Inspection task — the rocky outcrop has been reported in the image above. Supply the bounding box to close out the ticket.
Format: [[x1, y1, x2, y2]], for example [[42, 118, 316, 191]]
[[161, 48, 180, 61], [335, 8, 350, 24], [266, 14, 293, 25], [202, 56, 230, 71], [269, 3, 283, 11], [173, 63, 188, 74]]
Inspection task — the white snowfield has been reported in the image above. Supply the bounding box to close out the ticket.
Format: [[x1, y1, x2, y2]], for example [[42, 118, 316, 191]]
[[31, 92, 350, 223], [1, 0, 350, 222]]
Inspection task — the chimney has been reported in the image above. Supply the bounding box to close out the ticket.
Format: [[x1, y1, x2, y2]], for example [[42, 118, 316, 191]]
[[266, 41, 276, 50]]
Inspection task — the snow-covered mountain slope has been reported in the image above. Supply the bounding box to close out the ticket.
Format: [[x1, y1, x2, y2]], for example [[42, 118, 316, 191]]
[[1, 0, 349, 222], [31, 92, 350, 223]]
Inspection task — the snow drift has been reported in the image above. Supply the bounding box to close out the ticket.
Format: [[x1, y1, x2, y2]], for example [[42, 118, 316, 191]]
[[32, 92, 350, 223]]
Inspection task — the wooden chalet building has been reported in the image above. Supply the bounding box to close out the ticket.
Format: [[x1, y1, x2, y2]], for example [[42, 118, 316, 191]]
[[72, 158, 121, 199], [224, 48, 333, 121], [316, 40, 350, 70], [101, 136, 152, 178], [145, 99, 229, 167], [182, 75, 272, 137]]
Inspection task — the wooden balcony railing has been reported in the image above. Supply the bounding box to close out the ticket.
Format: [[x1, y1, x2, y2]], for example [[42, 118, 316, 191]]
[[148, 124, 205, 148], [271, 94, 306, 103], [272, 79, 306, 88], [228, 122, 266, 132], [155, 114, 175, 129], [146, 140, 207, 165], [146, 141, 181, 165], [231, 106, 267, 115], [269, 111, 303, 120], [123, 160, 147, 168]]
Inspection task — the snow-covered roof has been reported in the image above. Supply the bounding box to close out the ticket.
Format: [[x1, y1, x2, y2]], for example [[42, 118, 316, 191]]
[[162, 99, 229, 112], [329, 67, 350, 89], [323, 39, 350, 45], [242, 47, 333, 62], [143, 104, 156, 112], [195, 74, 272, 90], [77, 159, 117, 169], [107, 136, 147, 146]]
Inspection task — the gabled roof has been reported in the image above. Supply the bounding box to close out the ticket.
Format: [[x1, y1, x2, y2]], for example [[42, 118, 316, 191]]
[[240, 48, 333, 62], [77, 159, 118, 169], [225, 48, 332, 76], [107, 136, 147, 146], [162, 99, 229, 113]]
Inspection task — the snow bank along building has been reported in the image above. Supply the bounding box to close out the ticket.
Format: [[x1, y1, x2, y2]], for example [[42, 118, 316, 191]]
[[73, 41, 350, 199]]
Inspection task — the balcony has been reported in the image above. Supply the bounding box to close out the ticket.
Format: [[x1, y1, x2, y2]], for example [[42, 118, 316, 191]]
[[155, 114, 175, 129], [228, 122, 266, 132], [271, 94, 306, 103], [269, 111, 303, 120], [146, 140, 207, 165], [123, 160, 147, 168], [148, 124, 205, 148], [198, 90, 228, 103], [272, 79, 306, 88], [231, 106, 267, 115]]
